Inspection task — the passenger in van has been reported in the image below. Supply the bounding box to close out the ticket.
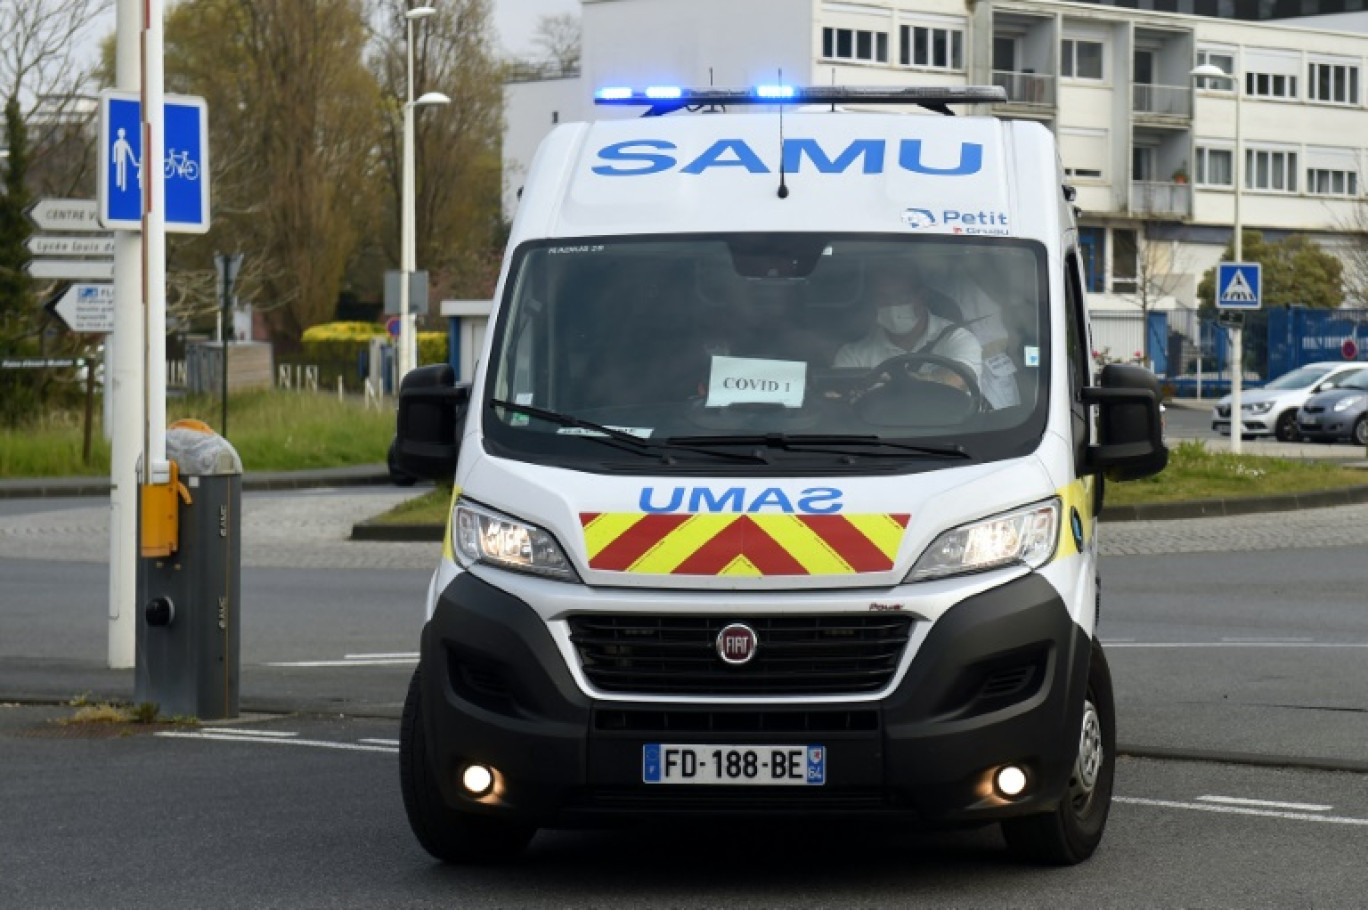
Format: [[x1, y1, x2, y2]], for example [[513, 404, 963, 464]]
[[834, 262, 983, 391]]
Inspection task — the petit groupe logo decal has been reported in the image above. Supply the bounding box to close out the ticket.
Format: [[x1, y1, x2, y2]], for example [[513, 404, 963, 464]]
[[901, 208, 937, 229]]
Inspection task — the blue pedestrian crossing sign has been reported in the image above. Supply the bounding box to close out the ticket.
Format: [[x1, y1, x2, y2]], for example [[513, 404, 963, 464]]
[[1216, 262, 1261, 310], [97, 90, 210, 233]]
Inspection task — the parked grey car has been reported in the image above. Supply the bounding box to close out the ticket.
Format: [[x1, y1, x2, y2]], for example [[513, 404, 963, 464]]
[[1212, 361, 1368, 441], [1297, 369, 1368, 444]]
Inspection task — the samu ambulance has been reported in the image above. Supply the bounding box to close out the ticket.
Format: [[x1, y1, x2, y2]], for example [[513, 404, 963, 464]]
[[393, 85, 1166, 866]]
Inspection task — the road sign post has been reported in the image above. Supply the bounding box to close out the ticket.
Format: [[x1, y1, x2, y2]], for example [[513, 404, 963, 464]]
[[215, 253, 243, 436], [1217, 262, 1262, 453]]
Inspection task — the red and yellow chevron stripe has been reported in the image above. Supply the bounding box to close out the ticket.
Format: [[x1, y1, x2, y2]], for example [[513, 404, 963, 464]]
[[580, 512, 910, 576]]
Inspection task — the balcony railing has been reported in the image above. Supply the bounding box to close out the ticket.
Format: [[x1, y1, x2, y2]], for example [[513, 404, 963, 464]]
[[992, 70, 1055, 107], [1130, 181, 1191, 218], [1132, 84, 1191, 118]]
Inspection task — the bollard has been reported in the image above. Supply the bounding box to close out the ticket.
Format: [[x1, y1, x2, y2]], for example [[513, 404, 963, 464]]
[[135, 421, 243, 720]]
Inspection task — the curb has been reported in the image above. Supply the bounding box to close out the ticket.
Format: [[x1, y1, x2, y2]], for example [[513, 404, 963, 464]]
[[0, 466, 391, 500], [1097, 482, 1368, 522]]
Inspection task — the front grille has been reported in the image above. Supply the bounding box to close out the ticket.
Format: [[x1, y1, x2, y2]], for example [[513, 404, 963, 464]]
[[568, 614, 914, 696], [595, 708, 879, 734]]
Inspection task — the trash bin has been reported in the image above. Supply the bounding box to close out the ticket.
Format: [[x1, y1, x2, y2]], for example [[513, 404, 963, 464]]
[[135, 421, 242, 720]]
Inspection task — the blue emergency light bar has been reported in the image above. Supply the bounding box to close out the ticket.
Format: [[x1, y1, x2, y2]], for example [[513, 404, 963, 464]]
[[593, 84, 1007, 116]]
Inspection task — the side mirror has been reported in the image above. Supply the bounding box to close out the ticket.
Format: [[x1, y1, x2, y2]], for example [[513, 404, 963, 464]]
[[392, 364, 470, 482], [1082, 363, 1168, 481]]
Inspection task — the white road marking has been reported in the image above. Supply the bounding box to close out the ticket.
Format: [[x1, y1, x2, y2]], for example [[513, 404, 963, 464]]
[[265, 657, 418, 668], [1117, 797, 1368, 826], [1220, 637, 1315, 643], [156, 731, 397, 754], [204, 728, 298, 738], [359, 738, 401, 747], [1197, 795, 1333, 812], [345, 652, 419, 661]]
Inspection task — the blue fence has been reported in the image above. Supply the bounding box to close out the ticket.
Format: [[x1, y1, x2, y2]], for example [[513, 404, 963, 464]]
[[1140, 306, 1368, 396]]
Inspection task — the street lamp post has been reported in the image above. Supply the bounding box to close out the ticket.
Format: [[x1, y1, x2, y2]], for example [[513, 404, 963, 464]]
[[1191, 62, 1244, 454], [400, 6, 449, 384]]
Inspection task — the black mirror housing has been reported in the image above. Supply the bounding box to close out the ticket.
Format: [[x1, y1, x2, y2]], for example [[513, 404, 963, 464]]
[[393, 364, 470, 482], [1082, 364, 1168, 481]]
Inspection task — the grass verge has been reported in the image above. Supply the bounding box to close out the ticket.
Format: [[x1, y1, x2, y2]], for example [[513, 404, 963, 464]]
[[369, 441, 1368, 526], [0, 390, 394, 477]]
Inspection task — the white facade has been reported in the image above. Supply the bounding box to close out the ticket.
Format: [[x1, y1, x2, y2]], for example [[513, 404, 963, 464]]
[[503, 0, 1368, 312]]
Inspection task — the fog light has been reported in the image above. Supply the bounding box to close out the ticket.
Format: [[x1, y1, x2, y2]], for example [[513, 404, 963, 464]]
[[994, 765, 1028, 799], [461, 763, 495, 797]]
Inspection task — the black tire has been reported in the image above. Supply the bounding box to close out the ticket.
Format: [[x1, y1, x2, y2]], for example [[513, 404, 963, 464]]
[[399, 668, 536, 864], [1354, 416, 1368, 448], [387, 441, 418, 487], [1002, 638, 1115, 866], [1274, 410, 1300, 442]]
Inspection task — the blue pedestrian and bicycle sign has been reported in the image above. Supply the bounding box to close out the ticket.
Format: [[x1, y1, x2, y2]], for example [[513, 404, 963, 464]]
[[1216, 262, 1261, 310], [97, 90, 210, 233]]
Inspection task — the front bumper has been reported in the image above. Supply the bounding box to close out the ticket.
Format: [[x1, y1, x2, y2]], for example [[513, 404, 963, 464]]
[[416, 571, 1091, 828]]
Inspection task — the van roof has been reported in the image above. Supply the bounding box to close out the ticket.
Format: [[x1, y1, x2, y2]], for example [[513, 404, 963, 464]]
[[511, 110, 1065, 244]]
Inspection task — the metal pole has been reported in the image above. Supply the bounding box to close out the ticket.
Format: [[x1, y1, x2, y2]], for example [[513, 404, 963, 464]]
[[399, 16, 415, 383], [143, 0, 169, 483], [1230, 71, 1243, 455], [221, 264, 230, 436], [108, 0, 144, 669]]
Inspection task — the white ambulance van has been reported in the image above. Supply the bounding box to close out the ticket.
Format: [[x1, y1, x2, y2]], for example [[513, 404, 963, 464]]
[[393, 85, 1167, 866]]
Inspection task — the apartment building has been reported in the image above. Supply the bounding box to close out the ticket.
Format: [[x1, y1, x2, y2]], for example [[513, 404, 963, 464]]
[[503, 0, 1368, 312]]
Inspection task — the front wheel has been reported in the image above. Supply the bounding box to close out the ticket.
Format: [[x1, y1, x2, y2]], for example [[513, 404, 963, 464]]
[[1354, 416, 1368, 447], [1274, 410, 1300, 442], [1001, 638, 1115, 866], [399, 668, 536, 863]]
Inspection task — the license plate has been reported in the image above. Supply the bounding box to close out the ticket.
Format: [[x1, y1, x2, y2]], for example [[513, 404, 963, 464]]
[[643, 744, 825, 785], [1303, 417, 1319, 425]]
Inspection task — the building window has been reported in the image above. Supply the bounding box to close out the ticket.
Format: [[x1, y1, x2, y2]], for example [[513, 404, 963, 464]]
[[1112, 229, 1139, 294], [1196, 147, 1233, 186], [1307, 168, 1359, 196], [1195, 49, 1235, 90], [1062, 39, 1104, 80], [823, 27, 888, 64], [1245, 71, 1297, 99], [1079, 227, 1106, 293], [1308, 62, 1359, 105], [900, 25, 963, 70], [1246, 149, 1298, 192]]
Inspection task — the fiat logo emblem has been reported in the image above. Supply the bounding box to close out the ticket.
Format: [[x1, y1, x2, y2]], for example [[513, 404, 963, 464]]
[[716, 623, 759, 665]]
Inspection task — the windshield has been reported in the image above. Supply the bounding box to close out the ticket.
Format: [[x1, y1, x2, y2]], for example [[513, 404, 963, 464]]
[[484, 234, 1050, 473], [1266, 365, 1334, 390]]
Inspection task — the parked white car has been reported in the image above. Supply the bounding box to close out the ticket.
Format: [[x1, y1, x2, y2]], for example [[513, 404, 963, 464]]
[[1211, 361, 1368, 441]]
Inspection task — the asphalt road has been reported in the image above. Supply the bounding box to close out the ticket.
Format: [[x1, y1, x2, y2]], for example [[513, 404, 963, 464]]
[[2, 487, 1367, 906]]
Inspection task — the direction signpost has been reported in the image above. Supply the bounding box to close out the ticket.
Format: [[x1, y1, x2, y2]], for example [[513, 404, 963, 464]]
[[24, 198, 116, 284], [44, 284, 117, 335]]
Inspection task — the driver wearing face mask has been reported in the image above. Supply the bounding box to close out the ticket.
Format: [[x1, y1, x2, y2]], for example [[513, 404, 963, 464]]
[[834, 263, 983, 390]]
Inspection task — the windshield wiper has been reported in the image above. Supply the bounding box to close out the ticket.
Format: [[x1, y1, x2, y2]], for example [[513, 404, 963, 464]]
[[489, 399, 768, 463], [666, 433, 971, 460]]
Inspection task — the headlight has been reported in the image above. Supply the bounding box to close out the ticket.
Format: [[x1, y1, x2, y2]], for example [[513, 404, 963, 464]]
[[1333, 395, 1365, 412], [452, 499, 578, 581], [908, 499, 1060, 582], [1243, 401, 1273, 415]]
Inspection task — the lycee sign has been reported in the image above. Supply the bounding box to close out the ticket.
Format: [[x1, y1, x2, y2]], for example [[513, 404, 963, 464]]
[[25, 236, 116, 258]]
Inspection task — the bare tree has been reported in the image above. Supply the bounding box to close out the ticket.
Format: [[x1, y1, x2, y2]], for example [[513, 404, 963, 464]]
[[531, 12, 580, 75], [1120, 226, 1195, 370], [164, 0, 383, 345], [0, 0, 110, 107]]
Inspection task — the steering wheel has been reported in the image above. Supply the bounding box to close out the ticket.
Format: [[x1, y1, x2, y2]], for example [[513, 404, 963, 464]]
[[854, 352, 983, 411]]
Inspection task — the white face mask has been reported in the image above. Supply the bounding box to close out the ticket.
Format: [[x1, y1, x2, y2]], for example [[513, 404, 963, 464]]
[[877, 303, 921, 335]]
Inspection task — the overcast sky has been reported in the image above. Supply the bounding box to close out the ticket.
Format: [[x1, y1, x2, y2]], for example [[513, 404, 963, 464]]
[[83, 0, 580, 64]]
